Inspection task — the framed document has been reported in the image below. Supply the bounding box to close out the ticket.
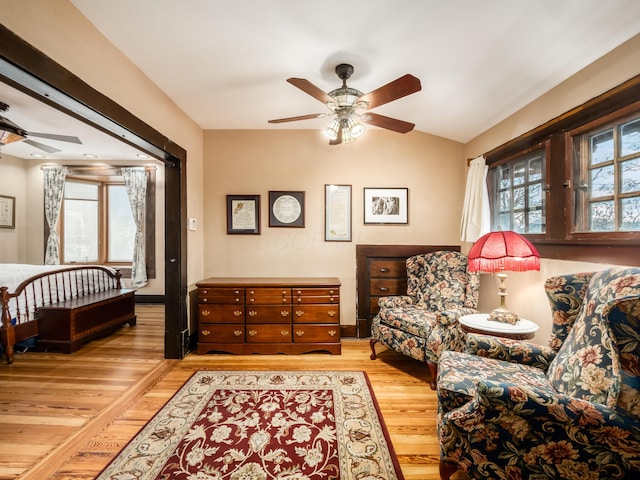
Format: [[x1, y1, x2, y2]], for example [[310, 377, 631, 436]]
[[325, 184, 351, 241], [227, 194, 260, 234], [0, 195, 15, 229], [364, 187, 409, 224], [269, 191, 305, 227]]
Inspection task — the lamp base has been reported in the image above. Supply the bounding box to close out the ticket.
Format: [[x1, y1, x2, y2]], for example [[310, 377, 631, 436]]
[[488, 307, 519, 325]]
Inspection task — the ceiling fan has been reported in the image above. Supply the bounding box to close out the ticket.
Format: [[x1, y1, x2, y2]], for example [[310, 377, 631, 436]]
[[268, 64, 421, 145], [0, 101, 82, 154]]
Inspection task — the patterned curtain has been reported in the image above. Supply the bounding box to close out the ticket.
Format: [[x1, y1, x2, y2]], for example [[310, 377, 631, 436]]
[[460, 155, 490, 242], [121, 167, 148, 288], [43, 165, 68, 264]]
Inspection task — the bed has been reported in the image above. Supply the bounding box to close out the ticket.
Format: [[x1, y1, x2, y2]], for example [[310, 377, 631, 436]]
[[0, 264, 136, 364]]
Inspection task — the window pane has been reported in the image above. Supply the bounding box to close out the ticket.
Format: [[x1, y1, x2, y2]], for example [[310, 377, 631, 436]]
[[513, 187, 525, 210], [499, 214, 510, 230], [499, 190, 511, 212], [513, 162, 525, 185], [590, 166, 615, 197], [528, 210, 543, 233], [528, 156, 542, 181], [499, 165, 510, 189], [513, 212, 525, 233], [621, 158, 640, 194], [64, 199, 98, 262], [621, 197, 640, 230], [621, 118, 640, 157], [529, 184, 541, 207], [590, 129, 614, 165], [589, 201, 614, 231], [108, 185, 135, 262], [65, 181, 98, 200]]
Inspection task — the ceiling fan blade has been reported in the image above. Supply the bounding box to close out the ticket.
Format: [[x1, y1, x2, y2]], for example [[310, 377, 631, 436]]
[[268, 113, 328, 124], [26, 131, 82, 144], [287, 78, 334, 104], [363, 112, 415, 133], [23, 138, 62, 153], [359, 74, 421, 110]]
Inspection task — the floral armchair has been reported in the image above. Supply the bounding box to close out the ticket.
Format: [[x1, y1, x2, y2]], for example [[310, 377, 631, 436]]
[[370, 250, 479, 389], [437, 267, 640, 480]]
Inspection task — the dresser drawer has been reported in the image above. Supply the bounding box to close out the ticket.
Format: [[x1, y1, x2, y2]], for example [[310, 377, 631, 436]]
[[293, 325, 340, 343], [246, 288, 291, 305], [246, 324, 292, 343], [199, 324, 245, 343], [199, 287, 244, 305], [246, 305, 292, 323], [293, 305, 340, 324], [370, 278, 407, 296], [292, 287, 340, 303], [199, 304, 245, 323], [369, 259, 406, 278]]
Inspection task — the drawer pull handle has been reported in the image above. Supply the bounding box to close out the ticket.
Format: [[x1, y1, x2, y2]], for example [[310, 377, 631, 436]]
[[202, 298, 209, 303], [201, 309, 210, 316], [282, 298, 288, 304], [248, 310, 257, 317], [233, 330, 243, 337], [379, 287, 389, 292], [202, 290, 208, 294], [328, 310, 337, 317], [295, 330, 304, 337], [295, 310, 304, 317], [281, 330, 290, 336], [201, 329, 210, 336], [248, 330, 257, 336], [235, 298, 241, 303], [328, 330, 337, 337], [234, 310, 243, 317], [379, 267, 389, 273], [281, 310, 290, 317]]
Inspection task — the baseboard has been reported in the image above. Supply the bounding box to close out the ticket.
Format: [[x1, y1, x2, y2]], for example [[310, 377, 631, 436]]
[[135, 294, 165, 304]]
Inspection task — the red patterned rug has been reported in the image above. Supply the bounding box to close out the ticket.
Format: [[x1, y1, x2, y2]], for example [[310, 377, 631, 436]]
[[97, 370, 403, 480]]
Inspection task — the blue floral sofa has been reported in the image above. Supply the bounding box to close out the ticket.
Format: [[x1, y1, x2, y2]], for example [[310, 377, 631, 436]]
[[437, 267, 640, 480], [370, 250, 479, 389]]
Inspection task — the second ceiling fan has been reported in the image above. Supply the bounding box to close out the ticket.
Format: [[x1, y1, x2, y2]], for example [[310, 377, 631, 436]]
[[268, 64, 421, 145]]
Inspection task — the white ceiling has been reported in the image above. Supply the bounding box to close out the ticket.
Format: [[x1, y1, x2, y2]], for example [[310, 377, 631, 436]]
[[2, 0, 640, 160]]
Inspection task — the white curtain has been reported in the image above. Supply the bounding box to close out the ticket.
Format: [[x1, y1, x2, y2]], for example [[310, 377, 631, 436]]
[[122, 167, 148, 288], [460, 155, 490, 242], [43, 165, 67, 264]]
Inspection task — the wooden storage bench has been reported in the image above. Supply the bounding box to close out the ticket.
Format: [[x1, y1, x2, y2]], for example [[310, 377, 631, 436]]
[[36, 289, 136, 353]]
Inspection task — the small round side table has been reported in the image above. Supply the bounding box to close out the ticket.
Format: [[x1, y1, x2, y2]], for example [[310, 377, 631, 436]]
[[459, 313, 538, 340]]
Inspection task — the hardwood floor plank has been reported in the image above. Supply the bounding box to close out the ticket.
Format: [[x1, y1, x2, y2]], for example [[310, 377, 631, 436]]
[[1, 304, 444, 480]]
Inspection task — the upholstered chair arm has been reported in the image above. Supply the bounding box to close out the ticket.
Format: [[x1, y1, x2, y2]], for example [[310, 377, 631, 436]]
[[424, 308, 478, 365], [438, 307, 478, 326], [377, 295, 415, 308], [465, 333, 558, 371], [440, 379, 640, 479]]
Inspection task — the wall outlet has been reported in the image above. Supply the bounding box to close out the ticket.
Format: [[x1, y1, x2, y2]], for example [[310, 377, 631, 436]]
[[188, 218, 197, 231]]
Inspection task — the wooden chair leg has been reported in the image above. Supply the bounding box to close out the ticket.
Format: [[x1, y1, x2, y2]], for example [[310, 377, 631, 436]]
[[440, 459, 467, 480], [427, 361, 438, 390], [369, 338, 377, 360]]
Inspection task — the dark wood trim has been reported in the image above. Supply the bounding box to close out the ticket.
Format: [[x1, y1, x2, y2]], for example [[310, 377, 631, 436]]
[[0, 25, 188, 359], [134, 295, 166, 304]]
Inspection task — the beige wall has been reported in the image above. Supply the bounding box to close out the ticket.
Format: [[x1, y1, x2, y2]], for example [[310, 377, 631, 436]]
[[466, 33, 640, 344], [203, 129, 466, 324], [0, 154, 26, 262]]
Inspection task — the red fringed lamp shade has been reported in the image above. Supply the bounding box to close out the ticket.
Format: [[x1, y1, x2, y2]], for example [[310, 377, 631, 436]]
[[468, 230, 540, 324], [468, 230, 540, 273]]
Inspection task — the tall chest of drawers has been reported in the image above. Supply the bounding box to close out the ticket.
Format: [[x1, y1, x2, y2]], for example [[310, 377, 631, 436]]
[[196, 277, 341, 355]]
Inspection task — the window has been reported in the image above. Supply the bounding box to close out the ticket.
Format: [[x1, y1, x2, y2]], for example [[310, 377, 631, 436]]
[[491, 150, 546, 234], [62, 178, 136, 264], [484, 74, 640, 266], [572, 115, 640, 233]]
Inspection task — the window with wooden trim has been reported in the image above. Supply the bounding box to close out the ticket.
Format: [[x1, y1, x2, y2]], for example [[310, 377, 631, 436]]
[[484, 74, 640, 266]]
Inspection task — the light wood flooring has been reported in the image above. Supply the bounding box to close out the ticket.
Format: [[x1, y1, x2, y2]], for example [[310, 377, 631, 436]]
[[0, 305, 440, 479]]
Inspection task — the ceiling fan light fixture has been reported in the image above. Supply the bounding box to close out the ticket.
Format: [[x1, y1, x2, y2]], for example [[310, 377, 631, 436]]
[[325, 118, 340, 141]]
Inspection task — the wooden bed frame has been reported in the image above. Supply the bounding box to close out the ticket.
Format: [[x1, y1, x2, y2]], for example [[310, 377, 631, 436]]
[[0, 265, 136, 364]]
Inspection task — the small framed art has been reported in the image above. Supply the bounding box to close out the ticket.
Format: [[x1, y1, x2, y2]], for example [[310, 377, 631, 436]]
[[269, 191, 305, 227], [325, 184, 351, 241], [0, 195, 15, 229], [363, 187, 409, 224], [227, 194, 260, 234]]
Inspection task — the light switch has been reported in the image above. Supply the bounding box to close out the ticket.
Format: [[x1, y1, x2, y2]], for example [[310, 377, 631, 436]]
[[188, 218, 197, 231]]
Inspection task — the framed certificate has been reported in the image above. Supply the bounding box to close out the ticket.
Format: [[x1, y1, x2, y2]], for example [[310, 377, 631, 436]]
[[227, 194, 260, 234], [0, 195, 15, 229], [325, 184, 351, 241], [269, 191, 305, 227]]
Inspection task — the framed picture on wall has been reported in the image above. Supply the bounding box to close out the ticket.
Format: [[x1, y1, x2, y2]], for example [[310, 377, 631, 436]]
[[0, 195, 15, 229], [325, 184, 351, 241], [269, 191, 305, 227], [363, 187, 408, 224], [227, 194, 260, 234]]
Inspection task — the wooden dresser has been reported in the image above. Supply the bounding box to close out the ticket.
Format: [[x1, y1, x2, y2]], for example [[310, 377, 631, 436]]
[[356, 245, 460, 337], [196, 277, 341, 355]]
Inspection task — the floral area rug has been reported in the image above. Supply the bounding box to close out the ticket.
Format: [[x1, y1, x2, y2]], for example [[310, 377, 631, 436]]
[[96, 370, 404, 480]]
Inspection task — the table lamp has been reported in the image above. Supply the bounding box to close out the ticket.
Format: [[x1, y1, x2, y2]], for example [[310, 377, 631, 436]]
[[468, 230, 540, 324]]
